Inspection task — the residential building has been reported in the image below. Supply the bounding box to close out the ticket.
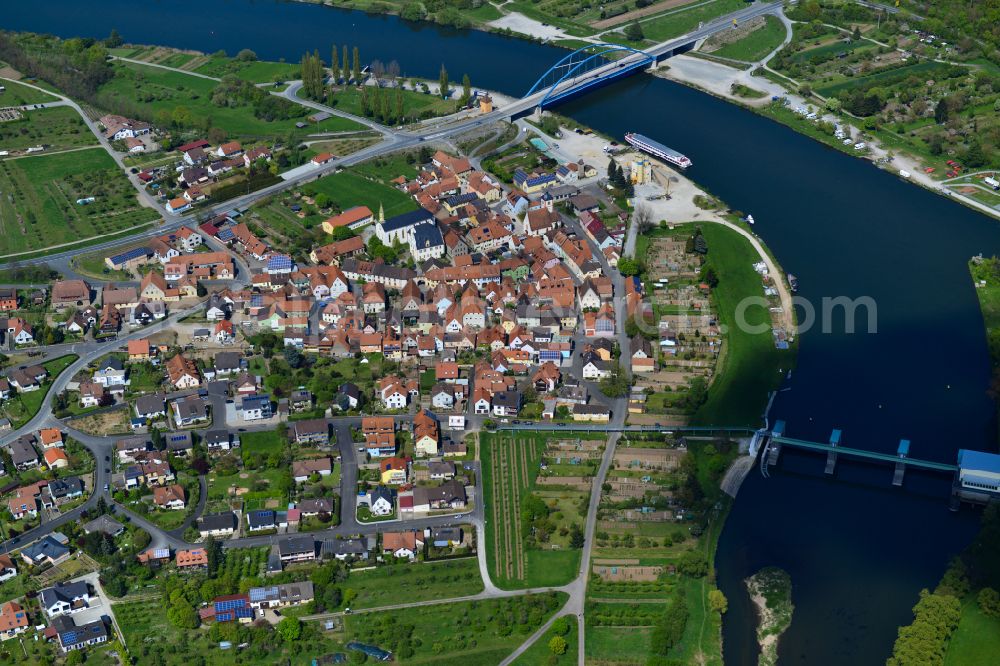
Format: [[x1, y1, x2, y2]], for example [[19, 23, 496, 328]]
[[198, 512, 238, 538], [40, 581, 91, 618], [278, 536, 316, 563], [0, 601, 29, 641], [175, 548, 209, 570], [291, 458, 332, 483]]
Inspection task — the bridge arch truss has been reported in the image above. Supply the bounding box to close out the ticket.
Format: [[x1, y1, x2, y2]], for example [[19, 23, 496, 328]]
[[525, 43, 655, 108]]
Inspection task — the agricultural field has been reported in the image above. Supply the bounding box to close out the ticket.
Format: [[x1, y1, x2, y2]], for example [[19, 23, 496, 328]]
[[768, 2, 1000, 173], [610, 0, 748, 45], [0, 106, 96, 152], [635, 223, 791, 426], [115, 596, 339, 666], [308, 170, 417, 219], [585, 435, 737, 665], [193, 56, 300, 83], [251, 168, 415, 245], [0, 78, 58, 105], [480, 432, 587, 589], [343, 592, 567, 665], [302, 132, 382, 161], [704, 14, 788, 62], [0, 147, 159, 256], [351, 152, 422, 183], [342, 558, 483, 609], [512, 614, 577, 666], [98, 62, 362, 140]]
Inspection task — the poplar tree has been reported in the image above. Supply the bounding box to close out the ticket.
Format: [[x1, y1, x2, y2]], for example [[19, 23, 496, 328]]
[[352, 47, 361, 83], [342, 45, 350, 82], [439, 64, 449, 99], [313, 49, 323, 99], [330, 45, 339, 83], [462, 73, 471, 104], [396, 87, 404, 123]]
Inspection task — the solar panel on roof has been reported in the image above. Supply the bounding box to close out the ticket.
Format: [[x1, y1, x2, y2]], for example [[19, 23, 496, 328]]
[[248, 587, 276, 601], [217, 228, 235, 241], [153, 548, 170, 559], [110, 246, 150, 264]]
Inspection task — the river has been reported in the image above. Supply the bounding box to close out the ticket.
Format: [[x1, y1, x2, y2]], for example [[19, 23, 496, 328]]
[[5, 1, 999, 663]]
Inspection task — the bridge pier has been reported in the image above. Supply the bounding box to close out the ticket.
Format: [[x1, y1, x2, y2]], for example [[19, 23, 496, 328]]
[[765, 420, 785, 467], [892, 439, 910, 486], [824, 429, 841, 475]]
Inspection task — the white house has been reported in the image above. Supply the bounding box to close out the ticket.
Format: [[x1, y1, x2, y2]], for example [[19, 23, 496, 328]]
[[367, 487, 394, 516], [40, 581, 91, 618]]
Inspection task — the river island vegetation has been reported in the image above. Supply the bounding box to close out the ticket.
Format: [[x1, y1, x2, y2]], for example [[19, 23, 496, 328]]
[[745, 567, 793, 666]]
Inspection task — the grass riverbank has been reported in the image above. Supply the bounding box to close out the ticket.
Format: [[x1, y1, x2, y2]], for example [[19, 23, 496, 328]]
[[694, 224, 794, 426], [969, 255, 1000, 436]]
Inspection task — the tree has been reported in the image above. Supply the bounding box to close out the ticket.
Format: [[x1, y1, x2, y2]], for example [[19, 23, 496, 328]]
[[633, 203, 653, 234], [133, 528, 151, 551], [624, 21, 645, 42], [208, 126, 227, 145], [852, 25, 862, 40], [396, 87, 404, 123], [462, 73, 471, 104], [677, 550, 709, 578], [548, 635, 568, 655], [371, 59, 385, 86], [708, 589, 728, 614], [105, 28, 123, 48], [277, 616, 302, 641], [352, 47, 361, 83], [167, 600, 199, 629], [400, 3, 425, 21], [236, 49, 257, 62], [439, 64, 449, 99], [607, 158, 621, 186], [343, 45, 350, 82], [935, 97, 950, 124], [617, 257, 641, 276], [330, 45, 339, 83], [599, 363, 630, 398], [552, 616, 572, 636], [569, 523, 585, 548], [978, 588, 1000, 617], [963, 141, 988, 168], [887, 591, 961, 666]]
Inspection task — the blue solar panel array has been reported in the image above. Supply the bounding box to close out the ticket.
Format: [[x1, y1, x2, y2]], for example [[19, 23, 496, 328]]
[[109, 246, 151, 265], [267, 254, 293, 272], [249, 586, 277, 602], [215, 597, 247, 612]]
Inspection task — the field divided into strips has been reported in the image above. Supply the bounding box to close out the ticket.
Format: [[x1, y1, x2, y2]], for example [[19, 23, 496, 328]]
[[487, 433, 537, 582], [482, 432, 586, 589]]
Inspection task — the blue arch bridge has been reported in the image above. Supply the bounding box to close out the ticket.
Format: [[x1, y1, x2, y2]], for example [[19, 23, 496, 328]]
[[524, 42, 663, 109]]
